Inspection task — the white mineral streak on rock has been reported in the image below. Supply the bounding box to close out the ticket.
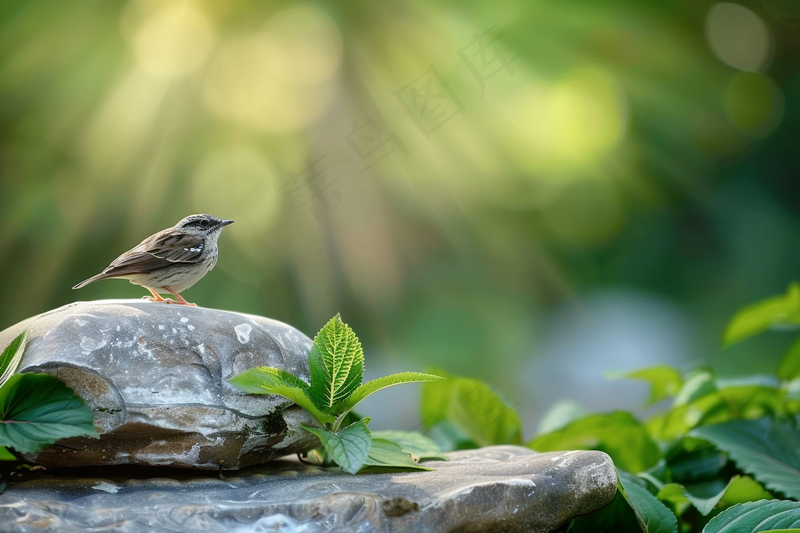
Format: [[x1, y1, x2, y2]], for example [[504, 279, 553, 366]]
[[80, 335, 107, 352], [91, 482, 120, 494], [235, 323, 252, 344], [180, 317, 189, 323]]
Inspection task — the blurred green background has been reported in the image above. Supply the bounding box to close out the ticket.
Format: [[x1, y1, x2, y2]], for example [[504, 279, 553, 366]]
[[2, 0, 799, 433]]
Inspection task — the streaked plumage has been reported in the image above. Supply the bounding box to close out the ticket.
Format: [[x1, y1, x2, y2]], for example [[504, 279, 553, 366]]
[[73, 214, 233, 306]]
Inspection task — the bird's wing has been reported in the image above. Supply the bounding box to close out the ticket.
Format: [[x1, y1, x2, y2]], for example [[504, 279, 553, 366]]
[[140, 230, 207, 263], [98, 231, 206, 277]]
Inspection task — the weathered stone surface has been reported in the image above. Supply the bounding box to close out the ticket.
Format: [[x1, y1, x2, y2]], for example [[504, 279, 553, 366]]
[[0, 300, 318, 470], [0, 446, 617, 532]]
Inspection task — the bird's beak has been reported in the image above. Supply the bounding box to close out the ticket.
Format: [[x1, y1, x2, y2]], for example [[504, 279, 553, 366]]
[[219, 220, 234, 228]]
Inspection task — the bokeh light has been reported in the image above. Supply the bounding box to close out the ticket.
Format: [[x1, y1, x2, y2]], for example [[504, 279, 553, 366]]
[[706, 3, 773, 72], [0, 0, 798, 430]]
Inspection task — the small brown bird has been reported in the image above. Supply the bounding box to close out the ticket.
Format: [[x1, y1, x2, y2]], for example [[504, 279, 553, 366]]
[[73, 214, 233, 306]]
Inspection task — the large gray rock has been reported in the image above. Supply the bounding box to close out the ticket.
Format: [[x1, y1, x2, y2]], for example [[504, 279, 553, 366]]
[[0, 300, 318, 470], [0, 446, 617, 532]]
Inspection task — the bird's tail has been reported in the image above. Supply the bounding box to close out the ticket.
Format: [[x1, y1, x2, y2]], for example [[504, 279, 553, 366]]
[[72, 273, 108, 290]]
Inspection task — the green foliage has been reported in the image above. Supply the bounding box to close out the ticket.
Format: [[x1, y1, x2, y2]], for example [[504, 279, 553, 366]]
[[427, 286, 800, 532], [0, 373, 97, 454], [228, 366, 334, 425], [702, 500, 800, 532], [0, 334, 97, 461], [229, 314, 443, 474], [363, 438, 434, 471], [690, 419, 800, 500], [421, 369, 522, 449], [529, 412, 660, 473], [370, 430, 448, 461], [308, 314, 364, 411], [0, 332, 25, 385], [302, 419, 371, 475], [723, 283, 800, 347], [615, 366, 682, 406]]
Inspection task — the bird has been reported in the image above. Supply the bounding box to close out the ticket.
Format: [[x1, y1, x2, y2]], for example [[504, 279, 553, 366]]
[[73, 214, 233, 306]]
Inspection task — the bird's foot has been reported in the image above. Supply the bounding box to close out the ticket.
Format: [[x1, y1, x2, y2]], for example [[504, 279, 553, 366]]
[[164, 299, 197, 307], [142, 295, 176, 303]]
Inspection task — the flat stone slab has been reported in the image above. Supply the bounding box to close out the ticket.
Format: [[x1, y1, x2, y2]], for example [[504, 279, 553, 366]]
[[0, 446, 616, 532], [0, 300, 318, 469]]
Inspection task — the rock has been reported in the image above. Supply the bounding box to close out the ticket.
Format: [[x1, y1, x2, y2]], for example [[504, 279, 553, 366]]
[[0, 446, 617, 532], [0, 300, 318, 470]]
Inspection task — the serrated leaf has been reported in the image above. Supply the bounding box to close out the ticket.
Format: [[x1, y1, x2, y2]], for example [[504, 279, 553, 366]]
[[690, 419, 800, 499], [616, 366, 683, 406], [228, 367, 334, 425], [0, 373, 98, 454], [308, 314, 364, 411], [340, 372, 442, 413], [620, 471, 678, 533], [723, 283, 800, 347], [363, 438, 432, 470], [422, 369, 522, 448], [371, 430, 448, 461], [702, 500, 800, 533], [530, 412, 661, 473], [0, 332, 25, 387], [302, 418, 371, 474]]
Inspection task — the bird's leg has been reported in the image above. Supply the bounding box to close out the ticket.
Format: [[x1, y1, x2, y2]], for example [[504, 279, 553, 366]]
[[142, 286, 174, 303], [164, 286, 197, 307]]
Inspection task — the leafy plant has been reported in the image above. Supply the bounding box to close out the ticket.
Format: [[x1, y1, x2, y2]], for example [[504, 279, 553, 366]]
[[0, 332, 98, 464], [229, 314, 444, 474], [421, 284, 800, 532]]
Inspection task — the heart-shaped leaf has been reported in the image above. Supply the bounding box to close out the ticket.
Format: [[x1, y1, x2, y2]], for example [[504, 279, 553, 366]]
[[0, 373, 98, 454]]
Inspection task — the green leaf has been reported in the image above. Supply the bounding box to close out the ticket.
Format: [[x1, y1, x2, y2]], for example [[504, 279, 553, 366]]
[[422, 369, 522, 448], [648, 377, 785, 441], [0, 446, 16, 461], [371, 430, 448, 461], [228, 366, 335, 425], [702, 500, 800, 533], [340, 372, 443, 413], [530, 412, 661, 473], [723, 283, 800, 347], [308, 314, 364, 411], [616, 366, 683, 406], [658, 476, 773, 517], [778, 337, 800, 382], [690, 419, 800, 499], [302, 418, 371, 475], [567, 486, 645, 533], [620, 471, 678, 533], [669, 446, 728, 483], [0, 332, 25, 387], [568, 472, 678, 533], [0, 373, 98, 454], [363, 438, 432, 470], [716, 476, 773, 509], [536, 400, 590, 435]]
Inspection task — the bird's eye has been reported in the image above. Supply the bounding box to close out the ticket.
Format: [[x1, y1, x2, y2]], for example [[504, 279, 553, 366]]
[[200, 219, 209, 227]]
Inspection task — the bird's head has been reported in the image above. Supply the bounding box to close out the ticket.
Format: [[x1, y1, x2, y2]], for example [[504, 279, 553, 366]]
[[175, 214, 234, 239]]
